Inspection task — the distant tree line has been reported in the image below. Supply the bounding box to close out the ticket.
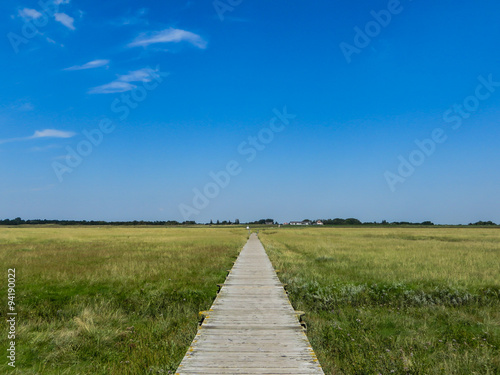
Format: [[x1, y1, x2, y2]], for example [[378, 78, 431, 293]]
[[247, 219, 275, 225], [468, 221, 497, 226], [321, 218, 363, 225], [289, 218, 500, 226], [209, 219, 241, 225], [208, 219, 276, 225], [1, 217, 498, 227], [242, 218, 440, 226], [318, 219, 498, 226], [0, 218, 196, 226], [292, 218, 435, 226]]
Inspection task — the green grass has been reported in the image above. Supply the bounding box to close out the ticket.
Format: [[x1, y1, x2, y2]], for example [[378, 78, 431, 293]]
[[2, 226, 499, 374], [0, 227, 247, 374], [260, 227, 500, 375]]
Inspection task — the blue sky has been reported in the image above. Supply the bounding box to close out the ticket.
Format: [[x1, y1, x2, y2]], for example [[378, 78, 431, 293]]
[[1, 0, 500, 224]]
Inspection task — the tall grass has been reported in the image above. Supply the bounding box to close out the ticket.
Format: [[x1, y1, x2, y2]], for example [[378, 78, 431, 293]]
[[260, 227, 500, 374], [0, 227, 247, 374]]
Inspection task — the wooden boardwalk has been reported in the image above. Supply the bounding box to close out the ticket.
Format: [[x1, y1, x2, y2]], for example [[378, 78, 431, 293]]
[[176, 233, 324, 374]]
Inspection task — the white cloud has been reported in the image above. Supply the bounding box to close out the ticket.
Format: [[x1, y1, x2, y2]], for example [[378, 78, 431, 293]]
[[30, 129, 76, 139], [88, 67, 163, 94], [0, 129, 76, 145], [65, 59, 110, 71], [128, 28, 207, 49], [118, 68, 157, 82], [18, 8, 42, 20], [54, 13, 75, 30], [54, 0, 71, 4], [88, 81, 136, 94]]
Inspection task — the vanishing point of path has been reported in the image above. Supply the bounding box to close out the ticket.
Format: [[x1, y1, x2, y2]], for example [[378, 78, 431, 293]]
[[176, 233, 325, 374]]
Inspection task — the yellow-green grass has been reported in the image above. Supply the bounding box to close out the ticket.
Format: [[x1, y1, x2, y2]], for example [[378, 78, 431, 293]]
[[0, 227, 247, 374], [260, 227, 500, 375]]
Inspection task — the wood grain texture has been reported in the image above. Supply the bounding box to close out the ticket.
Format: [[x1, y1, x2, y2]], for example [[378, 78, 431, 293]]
[[176, 233, 324, 375]]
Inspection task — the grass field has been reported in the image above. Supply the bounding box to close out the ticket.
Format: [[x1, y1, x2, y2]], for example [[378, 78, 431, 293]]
[[1, 226, 499, 374], [0, 226, 247, 374], [259, 227, 500, 375]]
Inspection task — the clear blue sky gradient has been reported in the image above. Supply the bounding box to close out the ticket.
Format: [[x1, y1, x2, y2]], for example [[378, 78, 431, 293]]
[[1, 0, 499, 224]]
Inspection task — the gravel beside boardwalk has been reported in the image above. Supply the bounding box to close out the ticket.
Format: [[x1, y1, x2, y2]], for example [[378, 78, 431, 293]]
[[176, 233, 324, 374]]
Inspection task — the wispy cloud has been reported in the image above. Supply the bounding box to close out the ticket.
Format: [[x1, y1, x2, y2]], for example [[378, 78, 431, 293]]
[[55, 12, 75, 30], [88, 67, 164, 94], [128, 28, 207, 49], [65, 59, 110, 71], [88, 81, 136, 94], [0, 129, 76, 145], [16, 2, 77, 37], [18, 8, 42, 20], [31, 129, 76, 139], [117, 69, 159, 82]]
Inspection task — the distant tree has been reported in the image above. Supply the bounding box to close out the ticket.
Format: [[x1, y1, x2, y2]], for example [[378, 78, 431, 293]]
[[216, 220, 220, 225], [246, 219, 274, 225], [345, 218, 362, 225], [469, 221, 497, 226], [421, 221, 434, 226], [235, 219, 240, 225], [210, 219, 213, 225]]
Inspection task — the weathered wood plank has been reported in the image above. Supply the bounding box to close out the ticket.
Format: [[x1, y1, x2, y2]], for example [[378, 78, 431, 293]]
[[175, 233, 324, 374]]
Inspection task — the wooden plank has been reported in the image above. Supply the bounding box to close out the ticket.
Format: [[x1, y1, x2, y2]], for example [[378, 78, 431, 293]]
[[175, 233, 324, 374]]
